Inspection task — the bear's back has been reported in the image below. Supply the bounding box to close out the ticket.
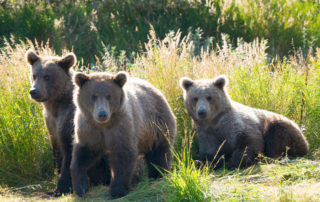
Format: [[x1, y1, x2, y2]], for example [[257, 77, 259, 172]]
[[231, 101, 301, 137], [123, 77, 175, 153], [124, 77, 171, 116]]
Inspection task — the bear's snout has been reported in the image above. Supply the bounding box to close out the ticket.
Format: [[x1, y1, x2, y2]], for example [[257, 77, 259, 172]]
[[98, 110, 107, 118], [96, 109, 109, 123], [197, 108, 207, 119], [29, 88, 41, 100]]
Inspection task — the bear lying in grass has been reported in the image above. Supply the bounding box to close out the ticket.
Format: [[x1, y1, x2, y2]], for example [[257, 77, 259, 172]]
[[71, 71, 176, 199], [26, 50, 110, 196], [180, 75, 308, 169]]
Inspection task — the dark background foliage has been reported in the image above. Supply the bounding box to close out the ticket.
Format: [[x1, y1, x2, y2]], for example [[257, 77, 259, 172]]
[[1, 0, 319, 63]]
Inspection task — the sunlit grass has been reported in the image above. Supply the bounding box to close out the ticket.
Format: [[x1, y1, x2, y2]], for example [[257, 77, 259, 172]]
[[1, 159, 319, 201], [0, 39, 56, 186], [163, 148, 212, 202]]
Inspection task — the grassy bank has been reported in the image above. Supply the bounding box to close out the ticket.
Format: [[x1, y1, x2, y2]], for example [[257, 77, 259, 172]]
[[1, 159, 319, 201]]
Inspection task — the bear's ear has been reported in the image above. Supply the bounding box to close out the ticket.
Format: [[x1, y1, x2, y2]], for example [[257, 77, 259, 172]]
[[58, 52, 77, 72], [25, 49, 39, 65], [74, 72, 89, 88], [180, 77, 194, 91], [214, 75, 228, 89], [114, 71, 128, 87]]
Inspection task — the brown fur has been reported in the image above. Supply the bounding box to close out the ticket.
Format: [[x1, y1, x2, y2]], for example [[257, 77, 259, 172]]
[[71, 72, 176, 199], [26, 50, 110, 196], [180, 75, 308, 169]]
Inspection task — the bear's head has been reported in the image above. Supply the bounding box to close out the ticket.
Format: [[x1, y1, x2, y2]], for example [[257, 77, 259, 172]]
[[26, 50, 76, 102], [73, 71, 127, 124], [180, 75, 231, 122]]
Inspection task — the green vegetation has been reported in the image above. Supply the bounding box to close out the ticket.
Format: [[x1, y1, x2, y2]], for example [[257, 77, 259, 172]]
[[0, 40, 53, 187], [1, 0, 320, 201]]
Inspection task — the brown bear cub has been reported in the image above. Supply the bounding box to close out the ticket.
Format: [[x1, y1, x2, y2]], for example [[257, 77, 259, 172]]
[[180, 75, 308, 169], [26, 50, 110, 196], [71, 71, 176, 199]]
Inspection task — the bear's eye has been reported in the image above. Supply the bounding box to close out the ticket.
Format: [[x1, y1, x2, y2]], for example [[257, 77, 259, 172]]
[[105, 95, 111, 100], [32, 75, 36, 80], [92, 95, 97, 101], [193, 97, 198, 102], [44, 75, 50, 81], [207, 96, 212, 101]]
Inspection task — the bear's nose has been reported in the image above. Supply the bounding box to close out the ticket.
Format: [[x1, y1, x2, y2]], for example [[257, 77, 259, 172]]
[[98, 110, 107, 119], [29, 89, 39, 98], [198, 109, 207, 118]]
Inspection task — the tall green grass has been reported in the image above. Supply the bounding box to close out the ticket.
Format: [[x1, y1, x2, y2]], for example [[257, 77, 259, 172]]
[[162, 146, 212, 201], [0, 39, 58, 186]]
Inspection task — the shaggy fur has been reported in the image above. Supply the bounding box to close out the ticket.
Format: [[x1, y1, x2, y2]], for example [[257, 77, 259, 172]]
[[180, 75, 308, 169], [71, 71, 176, 199], [26, 50, 110, 196]]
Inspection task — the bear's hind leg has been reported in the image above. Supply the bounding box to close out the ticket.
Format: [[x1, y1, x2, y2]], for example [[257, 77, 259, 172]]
[[264, 121, 308, 159], [145, 142, 171, 178], [131, 155, 145, 185], [264, 124, 288, 159]]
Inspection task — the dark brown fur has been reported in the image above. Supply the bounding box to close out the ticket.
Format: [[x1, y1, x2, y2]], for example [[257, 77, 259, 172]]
[[71, 72, 176, 199], [180, 75, 308, 169], [26, 50, 110, 196]]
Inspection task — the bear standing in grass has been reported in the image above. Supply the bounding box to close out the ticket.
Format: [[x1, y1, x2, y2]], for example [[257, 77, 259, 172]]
[[26, 50, 110, 196], [180, 75, 308, 169], [71, 71, 176, 199]]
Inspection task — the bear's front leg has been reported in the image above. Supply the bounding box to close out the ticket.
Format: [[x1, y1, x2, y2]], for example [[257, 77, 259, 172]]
[[52, 146, 62, 174], [54, 119, 74, 196], [198, 133, 228, 170], [49, 137, 62, 175], [199, 152, 226, 170], [71, 144, 102, 197], [56, 146, 72, 196], [46, 142, 65, 197], [228, 135, 264, 169], [109, 148, 137, 199]]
